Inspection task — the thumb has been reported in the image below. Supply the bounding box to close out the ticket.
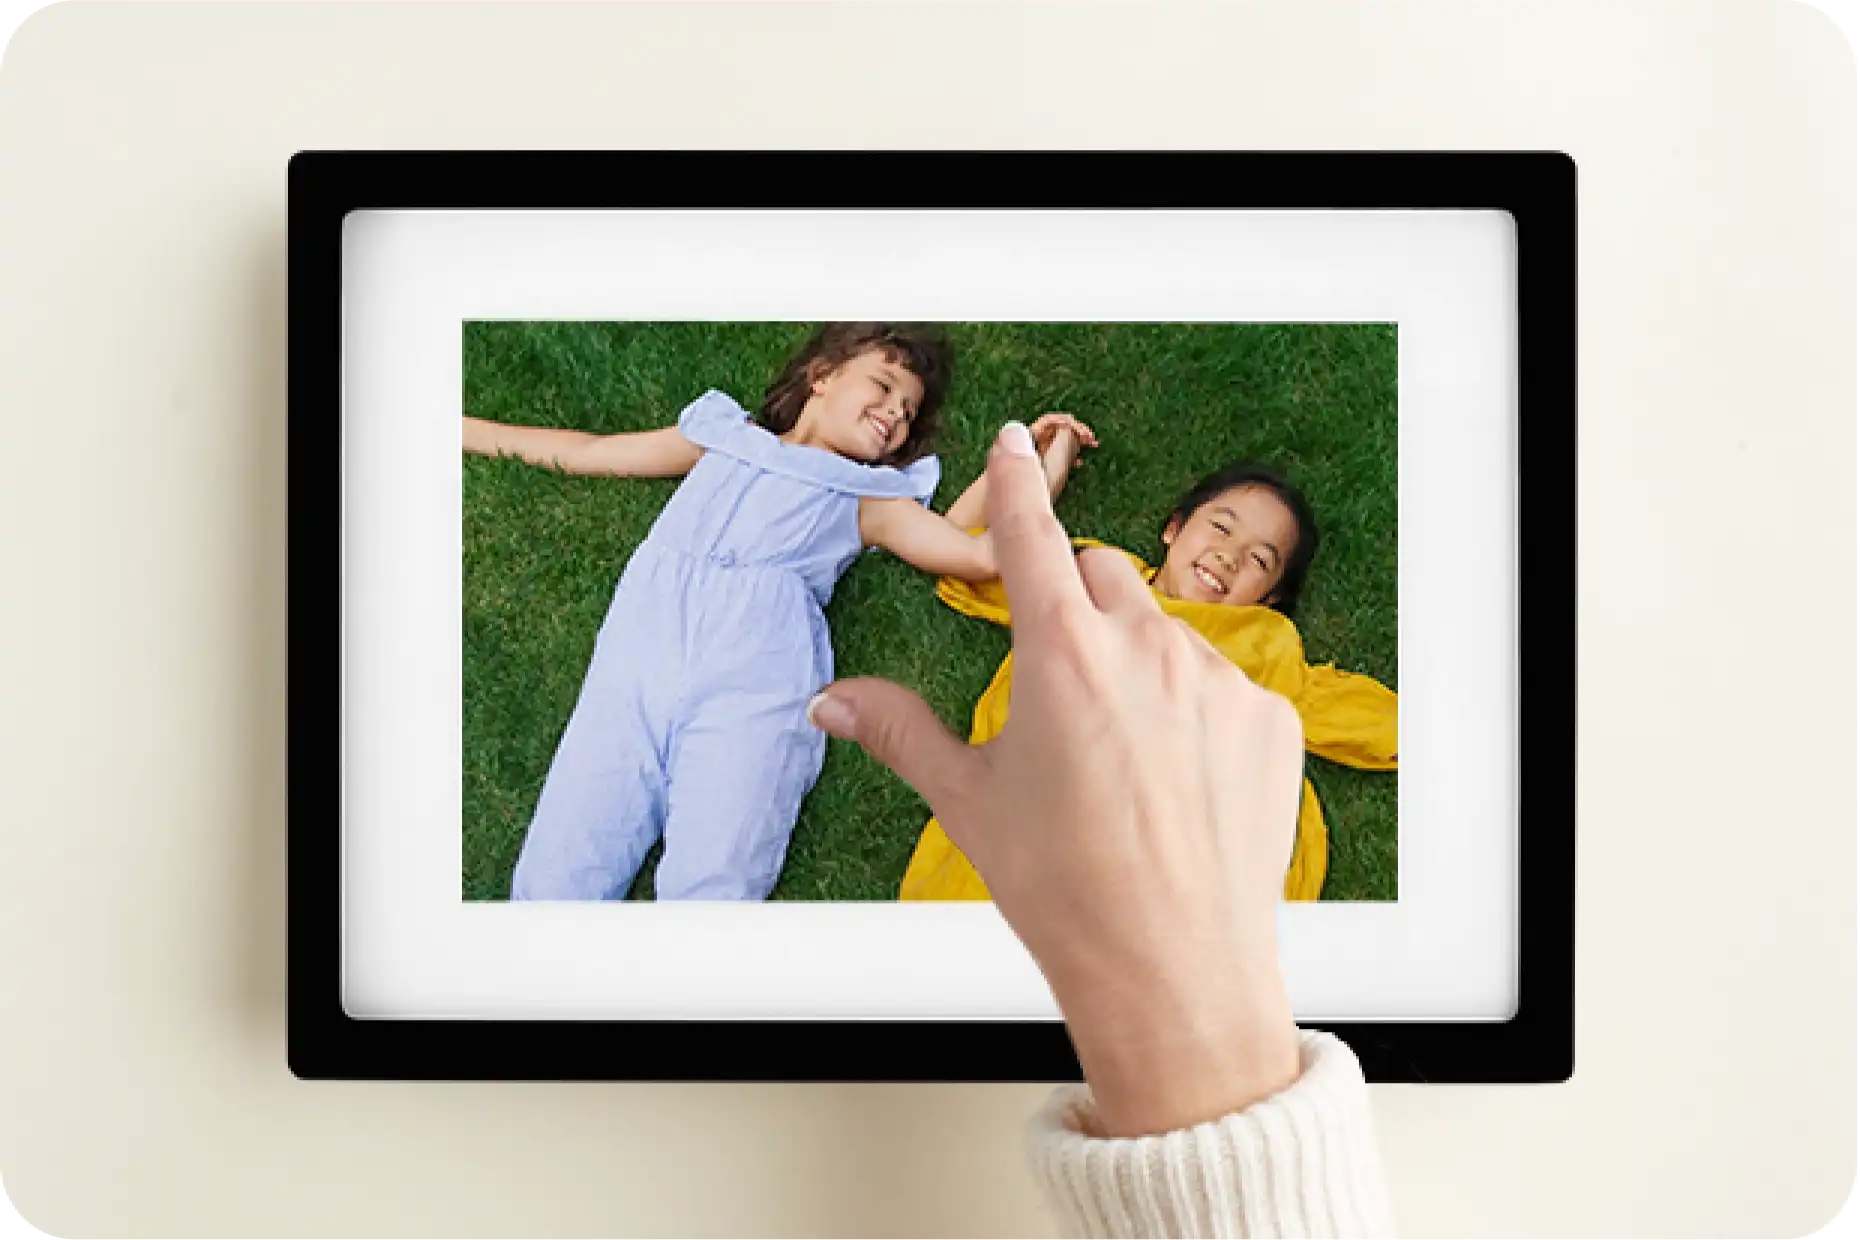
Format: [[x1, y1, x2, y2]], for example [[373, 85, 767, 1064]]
[[807, 677, 977, 814]]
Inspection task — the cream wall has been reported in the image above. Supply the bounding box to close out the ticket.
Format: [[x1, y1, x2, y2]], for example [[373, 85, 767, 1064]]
[[0, 3, 1851, 1236]]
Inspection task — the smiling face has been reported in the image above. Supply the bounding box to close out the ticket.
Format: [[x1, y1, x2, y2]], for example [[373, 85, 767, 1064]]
[[789, 347, 923, 462], [1154, 484, 1301, 607]]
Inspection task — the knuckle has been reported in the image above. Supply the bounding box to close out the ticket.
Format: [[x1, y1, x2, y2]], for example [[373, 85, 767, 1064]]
[[861, 703, 912, 763], [1136, 614, 1193, 682], [1171, 615, 1217, 655], [1029, 597, 1090, 651]]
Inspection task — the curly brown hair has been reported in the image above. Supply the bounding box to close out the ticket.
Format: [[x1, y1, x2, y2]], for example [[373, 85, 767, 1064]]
[[756, 323, 954, 467]]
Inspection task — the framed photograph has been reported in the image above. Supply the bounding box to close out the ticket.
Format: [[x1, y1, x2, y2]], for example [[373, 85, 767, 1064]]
[[290, 151, 1574, 1083]]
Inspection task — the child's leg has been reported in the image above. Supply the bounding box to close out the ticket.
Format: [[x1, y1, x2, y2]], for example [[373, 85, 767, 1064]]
[[509, 586, 676, 901], [655, 689, 825, 900], [510, 695, 669, 900]]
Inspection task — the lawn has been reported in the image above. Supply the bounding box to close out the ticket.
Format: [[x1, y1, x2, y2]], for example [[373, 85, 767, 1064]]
[[462, 321, 1398, 901]]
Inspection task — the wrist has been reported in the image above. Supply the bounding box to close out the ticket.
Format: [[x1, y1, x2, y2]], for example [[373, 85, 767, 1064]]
[[1041, 449, 1076, 493], [1052, 948, 1300, 1137]]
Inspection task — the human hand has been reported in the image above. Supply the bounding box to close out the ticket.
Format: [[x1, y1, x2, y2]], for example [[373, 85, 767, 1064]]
[[1030, 411, 1098, 455], [1030, 412, 1093, 500], [809, 421, 1304, 1137]]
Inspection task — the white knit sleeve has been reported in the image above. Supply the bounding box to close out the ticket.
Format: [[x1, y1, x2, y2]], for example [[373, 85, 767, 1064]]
[[1025, 1031, 1395, 1238]]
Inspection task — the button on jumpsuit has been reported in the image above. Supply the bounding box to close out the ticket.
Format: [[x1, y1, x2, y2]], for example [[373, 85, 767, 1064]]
[[509, 390, 941, 901]]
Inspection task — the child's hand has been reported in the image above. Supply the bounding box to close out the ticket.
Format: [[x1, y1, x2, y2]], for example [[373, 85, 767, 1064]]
[[1030, 412, 1098, 455], [941, 413, 1096, 537], [1032, 412, 1093, 499]]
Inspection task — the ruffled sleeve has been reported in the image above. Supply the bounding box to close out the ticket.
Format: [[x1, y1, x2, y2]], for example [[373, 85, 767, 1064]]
[[676, 389, 940, 502], [674, 388, 754, 451], [891, 454, 941, 507]]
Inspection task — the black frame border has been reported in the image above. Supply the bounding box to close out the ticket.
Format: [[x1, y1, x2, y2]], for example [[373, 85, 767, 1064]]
[[289, 152, 1575, 1084]]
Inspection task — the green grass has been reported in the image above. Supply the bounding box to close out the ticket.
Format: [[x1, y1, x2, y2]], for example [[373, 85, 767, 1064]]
[[463, 322, 1398, 902]]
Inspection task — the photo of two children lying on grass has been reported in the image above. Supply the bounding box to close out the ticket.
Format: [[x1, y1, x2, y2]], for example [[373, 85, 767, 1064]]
[[462, 321, 1397, 904]]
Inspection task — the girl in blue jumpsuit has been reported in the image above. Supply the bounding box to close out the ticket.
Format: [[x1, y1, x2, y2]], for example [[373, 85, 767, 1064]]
[[464, 325, 1000, 900]]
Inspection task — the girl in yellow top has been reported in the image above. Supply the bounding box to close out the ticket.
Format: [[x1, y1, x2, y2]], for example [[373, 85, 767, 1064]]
[[900, 417, 1397, 902]]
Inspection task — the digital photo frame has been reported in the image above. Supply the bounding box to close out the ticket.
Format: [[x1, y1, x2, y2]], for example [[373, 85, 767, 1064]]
[[290, 151, 1575, 1083]]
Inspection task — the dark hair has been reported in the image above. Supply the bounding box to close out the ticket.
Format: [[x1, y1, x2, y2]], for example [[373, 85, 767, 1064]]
[[757, 323, 954, 467], [1164, 463, 1320, 616]]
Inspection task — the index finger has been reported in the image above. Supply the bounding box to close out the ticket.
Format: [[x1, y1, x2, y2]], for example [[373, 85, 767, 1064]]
[[985, 421, 1093, 636]]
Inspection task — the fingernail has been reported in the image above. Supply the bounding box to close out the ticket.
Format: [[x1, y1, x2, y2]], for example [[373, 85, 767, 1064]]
[[997, 421, 1035, 457], [806, 690, 856, 735]]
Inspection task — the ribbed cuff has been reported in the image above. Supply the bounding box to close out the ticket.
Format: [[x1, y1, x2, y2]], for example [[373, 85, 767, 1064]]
[[1026, 1031, 1395, 1238]]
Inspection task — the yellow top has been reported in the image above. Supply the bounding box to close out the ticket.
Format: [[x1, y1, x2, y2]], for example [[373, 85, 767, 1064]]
[[898, 540, 1398, 902]]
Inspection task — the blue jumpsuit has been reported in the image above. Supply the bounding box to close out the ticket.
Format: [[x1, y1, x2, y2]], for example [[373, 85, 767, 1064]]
[[509, 390, 941, 901]]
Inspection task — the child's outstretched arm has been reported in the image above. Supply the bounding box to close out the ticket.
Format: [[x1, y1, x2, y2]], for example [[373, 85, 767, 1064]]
[[462, 416, 703, 478], [859, 498, 999, 581], [945, 413, 1094, 531]]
